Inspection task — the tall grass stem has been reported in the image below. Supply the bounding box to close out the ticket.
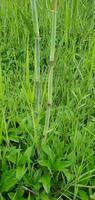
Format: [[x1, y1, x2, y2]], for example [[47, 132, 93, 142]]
[[30, 0, 40, 115], [43, 0, 57, 140]]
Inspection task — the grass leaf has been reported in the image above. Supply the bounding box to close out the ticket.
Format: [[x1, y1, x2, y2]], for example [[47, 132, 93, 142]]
[[41, 175, 51, 194]]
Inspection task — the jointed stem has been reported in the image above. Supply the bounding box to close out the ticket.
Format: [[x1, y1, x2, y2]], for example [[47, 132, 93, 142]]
[[30, 0, 40, 155], [31, 0, 40, 114], [43, 0, 57, 139]]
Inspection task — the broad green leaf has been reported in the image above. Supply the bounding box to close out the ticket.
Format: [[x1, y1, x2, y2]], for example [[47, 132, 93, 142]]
[[16, 165, 27, 180], [63, 169, 73, 182], [8, 193, 15, 200], [9, 131, 20, 143], [40, 175, 51, 194], [6, 147, 19, 163], [33, 169, 42, 182], [42, 144, 55, 163], [18, 146, 32, 165], [79, 190, 89, 200], [0, 170, 17, 192], [33, 182, 41, 191], [54, 160, 71, 172], [38, 159, 51, 170], [24, 146, 33, 159]]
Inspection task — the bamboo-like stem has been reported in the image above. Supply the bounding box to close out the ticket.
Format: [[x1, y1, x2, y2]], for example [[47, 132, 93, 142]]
[[43, 0, 57, 139], [31, 0, 40, 114]]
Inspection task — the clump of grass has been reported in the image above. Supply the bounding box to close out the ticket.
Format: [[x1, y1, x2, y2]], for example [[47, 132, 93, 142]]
[[43, 0, 58, 140]]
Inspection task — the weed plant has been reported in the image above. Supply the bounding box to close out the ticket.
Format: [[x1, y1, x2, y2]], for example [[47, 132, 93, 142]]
[[0, 0, 95, 200]]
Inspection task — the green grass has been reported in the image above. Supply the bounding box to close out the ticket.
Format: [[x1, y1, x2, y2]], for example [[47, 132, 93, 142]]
[[0, 0, 95, 199]]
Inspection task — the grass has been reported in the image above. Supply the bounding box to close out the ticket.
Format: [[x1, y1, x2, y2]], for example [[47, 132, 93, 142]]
[[0, 0, 95, 199]]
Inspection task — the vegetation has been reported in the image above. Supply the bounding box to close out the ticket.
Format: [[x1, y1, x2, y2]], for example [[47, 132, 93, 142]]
[[0, 0, 95, 199]]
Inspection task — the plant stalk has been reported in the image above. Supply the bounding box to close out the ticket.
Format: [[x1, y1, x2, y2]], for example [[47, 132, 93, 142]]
[[31, 0, 40, 115], [43, 0, 57, 139]]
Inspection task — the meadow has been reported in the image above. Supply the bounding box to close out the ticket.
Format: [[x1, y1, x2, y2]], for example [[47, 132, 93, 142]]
[[0, 0, 95, 199]]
